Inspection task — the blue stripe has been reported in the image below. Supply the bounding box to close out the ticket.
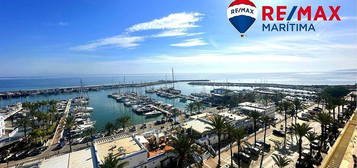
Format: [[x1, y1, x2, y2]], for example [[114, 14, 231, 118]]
[[287, 6, 297, 21]]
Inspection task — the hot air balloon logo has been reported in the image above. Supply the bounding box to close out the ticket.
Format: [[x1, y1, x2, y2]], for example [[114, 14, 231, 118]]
[[227, 0, 257, 37]]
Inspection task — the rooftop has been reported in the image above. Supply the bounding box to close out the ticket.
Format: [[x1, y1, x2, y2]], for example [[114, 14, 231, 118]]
[[68, 148, 95, 168], [219, 112, 247, 121], [182, 119, 212, 134], [95, 135, 143, 162]]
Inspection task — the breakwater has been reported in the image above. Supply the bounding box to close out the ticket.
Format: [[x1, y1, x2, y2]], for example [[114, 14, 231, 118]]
[[0, 80, 209, 99], [188, 81, 331, 91]]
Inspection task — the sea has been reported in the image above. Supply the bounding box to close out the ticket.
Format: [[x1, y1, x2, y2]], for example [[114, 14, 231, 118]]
[[0, 71, 356, 130]]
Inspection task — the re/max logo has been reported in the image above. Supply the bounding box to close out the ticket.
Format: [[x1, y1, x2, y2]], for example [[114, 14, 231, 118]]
[[262, 6, 341, 21]]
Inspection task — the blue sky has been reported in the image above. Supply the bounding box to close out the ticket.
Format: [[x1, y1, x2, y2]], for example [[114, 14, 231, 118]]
[[0, 0, 356, 76]]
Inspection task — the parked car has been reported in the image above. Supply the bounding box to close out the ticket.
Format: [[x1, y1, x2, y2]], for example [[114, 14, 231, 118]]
[[248, 147, 260, 156], [27, 148, 40, 157], [14, 150, 27, 160], [273, 130, 286, 137], [234, 152, 251, 163], [256, 141, 271, 151], [298, 116, 310, 121], [140, 124, 147, 129]]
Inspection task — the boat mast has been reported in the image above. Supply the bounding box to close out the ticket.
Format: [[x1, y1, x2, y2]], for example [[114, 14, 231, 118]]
[[80, 79, 84, 98], [123, 73, 126, 93], [165, 74, 167, 88], [172, 68, 175, 89]]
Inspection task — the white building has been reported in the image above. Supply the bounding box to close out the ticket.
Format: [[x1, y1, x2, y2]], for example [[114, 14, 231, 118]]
[[94, 133, 173, 168], [238, 102, 276, 118], [181, 117, 225, 146], [218, 112, 252, 128], [16, 147, 96, 168]]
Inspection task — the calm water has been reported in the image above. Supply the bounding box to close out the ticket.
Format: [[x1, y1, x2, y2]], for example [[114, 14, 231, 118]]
[[0, 72, 356, 130], [0, 82, 223, 130]]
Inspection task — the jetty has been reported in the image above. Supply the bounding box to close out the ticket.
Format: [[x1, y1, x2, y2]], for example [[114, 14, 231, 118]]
[[0, 79, 208, 99], [148, 105, 171, 115]]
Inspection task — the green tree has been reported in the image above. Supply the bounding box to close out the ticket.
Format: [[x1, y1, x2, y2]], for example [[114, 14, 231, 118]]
[[224, 122, 236, 168], [292, 98, 302, 124], [30, 128, 45, 145], [305, 131, 318, 159], [195, 101, 204, 112], [206, 114, 227, 168], [292, 123, 311, 161], [100, 153, 129, 168], [115, 116, 131, 131], [259, 116, 271, 168], [105, 122, 115, 136], [313, 112, 332, 154], [271, 154, 292, 168], [65, 116, 75, 152], [278, 101, 293, 149], [247, 110, 261, 145], [169, 134, 196, 168], [232, 127, 246, 168], [18, 117, 30, 138], [187, 102, 196, 115]]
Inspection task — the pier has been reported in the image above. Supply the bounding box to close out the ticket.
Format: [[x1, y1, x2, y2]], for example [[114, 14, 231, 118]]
[[0, 79, 208, 99], [49, 99, 72, 146], [148, 105, 171, 115]]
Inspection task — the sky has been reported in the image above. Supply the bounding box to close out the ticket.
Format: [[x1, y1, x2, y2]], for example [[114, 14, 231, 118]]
[[0, 0, 356, 76]]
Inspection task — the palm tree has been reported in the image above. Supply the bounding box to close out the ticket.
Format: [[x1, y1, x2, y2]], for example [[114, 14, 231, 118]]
[[248, 110, 261, 145], [195, 101, 204, 112], [169, 134, 196, 168], [100, 153, 129, 168], [18, 117, 30, 138], [325, 98, 336, 119], [115, 116, 131, 131], [83, 127, 96, 145], [187, 102, 196, 115], [105, 122, 115, 135], [305, 131, 318, 158], [259, 116, 271, 168], [313, 112, 332, 153], [315, 92, 323, 108], [293, 98, 302, 124], [272, 154, 292, 168], [65, 116, 75, 152], [336, 98, 345, 122], [232, 127, 245, 168], [292, 123, 311, 161], [30, 128, 45, 145], [279, 101, 293, 149], [225, 122, 236, 168], [206, 114, 227, 168]]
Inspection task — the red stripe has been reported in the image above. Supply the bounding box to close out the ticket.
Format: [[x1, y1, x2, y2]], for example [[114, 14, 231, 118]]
[[229, 0, 256, 8]]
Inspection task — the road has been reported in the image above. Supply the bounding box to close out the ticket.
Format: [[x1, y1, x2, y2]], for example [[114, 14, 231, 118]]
[[202, 104, 320, 168]]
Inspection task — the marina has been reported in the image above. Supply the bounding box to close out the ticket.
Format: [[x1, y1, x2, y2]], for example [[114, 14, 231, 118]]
[[108, 91, 182, 117]]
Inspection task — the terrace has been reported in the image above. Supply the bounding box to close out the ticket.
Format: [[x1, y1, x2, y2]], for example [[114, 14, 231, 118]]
[[94, 134, 144, 162]]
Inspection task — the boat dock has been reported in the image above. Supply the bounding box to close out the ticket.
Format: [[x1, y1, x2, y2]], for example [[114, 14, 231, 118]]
[[148, 105, 171, 115], [49, 99, 72, 146], [0, 80, 208, 99]]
